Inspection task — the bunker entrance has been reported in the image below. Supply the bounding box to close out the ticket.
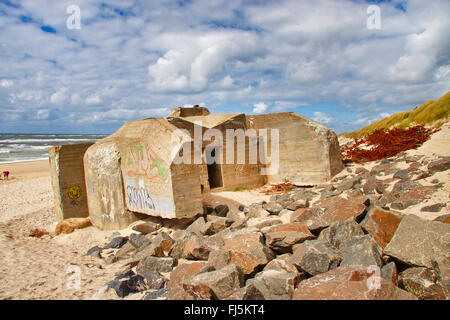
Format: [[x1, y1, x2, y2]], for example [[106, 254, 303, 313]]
[[206, 147, 223, 189]]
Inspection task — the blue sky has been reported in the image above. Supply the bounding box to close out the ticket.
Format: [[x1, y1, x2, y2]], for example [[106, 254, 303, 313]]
[[0, 0, 449, 134]]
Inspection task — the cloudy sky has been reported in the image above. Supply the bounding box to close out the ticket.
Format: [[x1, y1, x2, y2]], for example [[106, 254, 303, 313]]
[[0, 0, 449, 134]]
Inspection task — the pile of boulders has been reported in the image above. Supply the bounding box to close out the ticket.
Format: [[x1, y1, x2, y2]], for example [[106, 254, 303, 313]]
[[88, 153, 449, 300]]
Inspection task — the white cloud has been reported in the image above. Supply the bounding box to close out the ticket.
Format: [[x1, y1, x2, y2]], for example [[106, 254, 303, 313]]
[[85, 94, 102, 105], [50, 87, 69, 104], [252, 102, 268, 114], [0, 79, 14, 87], [313, 111, 334, 124]]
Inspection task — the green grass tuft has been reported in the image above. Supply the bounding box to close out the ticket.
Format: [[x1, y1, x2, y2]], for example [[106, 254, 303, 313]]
[[341, 91, 450, 139]]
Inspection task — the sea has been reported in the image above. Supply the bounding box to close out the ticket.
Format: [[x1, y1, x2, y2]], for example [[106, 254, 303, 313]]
[[0, 134, 107, 164]]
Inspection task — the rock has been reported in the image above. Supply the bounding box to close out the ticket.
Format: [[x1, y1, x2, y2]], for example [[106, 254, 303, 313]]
[[286, 199, 309, 211], [134, 239, 165, 259], [292, 197, 367, 232], [136, 256, 178, 274], [381, 262, 398, 286], [114, 241, 137, 261], [290, 239, 342, 276], [214, 204, 229, 217], [263, 254, 300, 274], [248, 207, 270, 218], [384, 214, 450, 268], [206, 249, 231, 271], [202, 216, 233, 235], [223, 232, 275, 276], [182, 235, 217, 260], [114, 268, 135, 280], [129, 233, 150, 248], [393, 169, 410, 180], [105, 236, 129, 249], [355, 167, 369, 175], [421, 203, 446, 212], [150, 232, 174, 254], [203, 205, 214, 215], [276, 198, 294, 208], [263, 202, 284, 215], [54, 217, 92, 235], [247, 216, 282, 229], [247, 270, 297, 300], [292, 266, 417, 300], [132, 221, 161, 234], [186, 217, 207, 236], [339, 235, 383, 268], [398, 267, 447, 300], [264, 222, 316, 253], [107, 274, 148, 298], [432, 256, 450, 294], [170, 235, 189, 259], [182, 264, 244, 300], [86, 245, 103, 257], [427, 158, 450, 174], [336, 178, 359, 192], [380, 180, 436, 209], [360, 206, 404, 248], [142, 287, 170, 300], [139, 270, 167, 290], [225, 282, 265, 300], [433, 214, 450, 224], [291, 189, 317, 201], [318, 218, 364, 249], [391, 199, 420, 210], [167, 262, 207, 300]]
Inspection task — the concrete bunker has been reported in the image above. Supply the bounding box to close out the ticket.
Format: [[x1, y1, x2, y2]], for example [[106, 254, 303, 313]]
[[49, 106, 344, 230]]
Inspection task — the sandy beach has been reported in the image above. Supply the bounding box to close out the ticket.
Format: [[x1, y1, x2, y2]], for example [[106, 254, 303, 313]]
[[0, 125, 448, 300]]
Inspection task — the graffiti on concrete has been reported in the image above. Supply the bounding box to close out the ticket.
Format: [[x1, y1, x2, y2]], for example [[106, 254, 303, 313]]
[[124, 176, 175, 217], [121, 140, 169, 180], [67, 185, 82, 200]]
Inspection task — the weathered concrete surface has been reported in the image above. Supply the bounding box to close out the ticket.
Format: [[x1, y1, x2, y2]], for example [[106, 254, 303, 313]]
[[49, 143, 93, 221], [246, 112, 343, 185]]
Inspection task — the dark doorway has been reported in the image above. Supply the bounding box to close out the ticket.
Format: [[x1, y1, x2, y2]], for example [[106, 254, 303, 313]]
[[206, 147, 223, 188]]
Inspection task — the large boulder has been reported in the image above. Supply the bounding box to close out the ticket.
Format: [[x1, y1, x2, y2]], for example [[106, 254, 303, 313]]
[[290, 239, 342, 276], [360, 206, 404, 248], [292, 266, 417, 300], [136, 256, 178, 274], [384, 214, 450, 268], [246, 270, 298, 300], [339, 235, 383, 268], [398, 267, 448, 300], [182, 235, 219, 260], [223, 231, 276, 276], [167, 261, 207, 300], [318, 218, 364, 249], [264, 222, 316, 253], [182, 264, 244, 300], [292, 197, 367, 232], [427, 158, 450, 174]]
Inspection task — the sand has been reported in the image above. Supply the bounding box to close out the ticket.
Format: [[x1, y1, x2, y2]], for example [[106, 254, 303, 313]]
[[0, 123, 448, 300]]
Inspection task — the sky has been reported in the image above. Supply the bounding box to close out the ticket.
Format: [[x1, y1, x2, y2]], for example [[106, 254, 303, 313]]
[[0, 0, 449, 134]]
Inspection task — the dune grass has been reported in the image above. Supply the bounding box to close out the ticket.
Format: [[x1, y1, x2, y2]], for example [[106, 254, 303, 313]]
[[341, 91, 450, 139]]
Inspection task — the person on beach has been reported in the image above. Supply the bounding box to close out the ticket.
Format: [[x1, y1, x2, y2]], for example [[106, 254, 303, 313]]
[[3, 170, 9, 181]]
